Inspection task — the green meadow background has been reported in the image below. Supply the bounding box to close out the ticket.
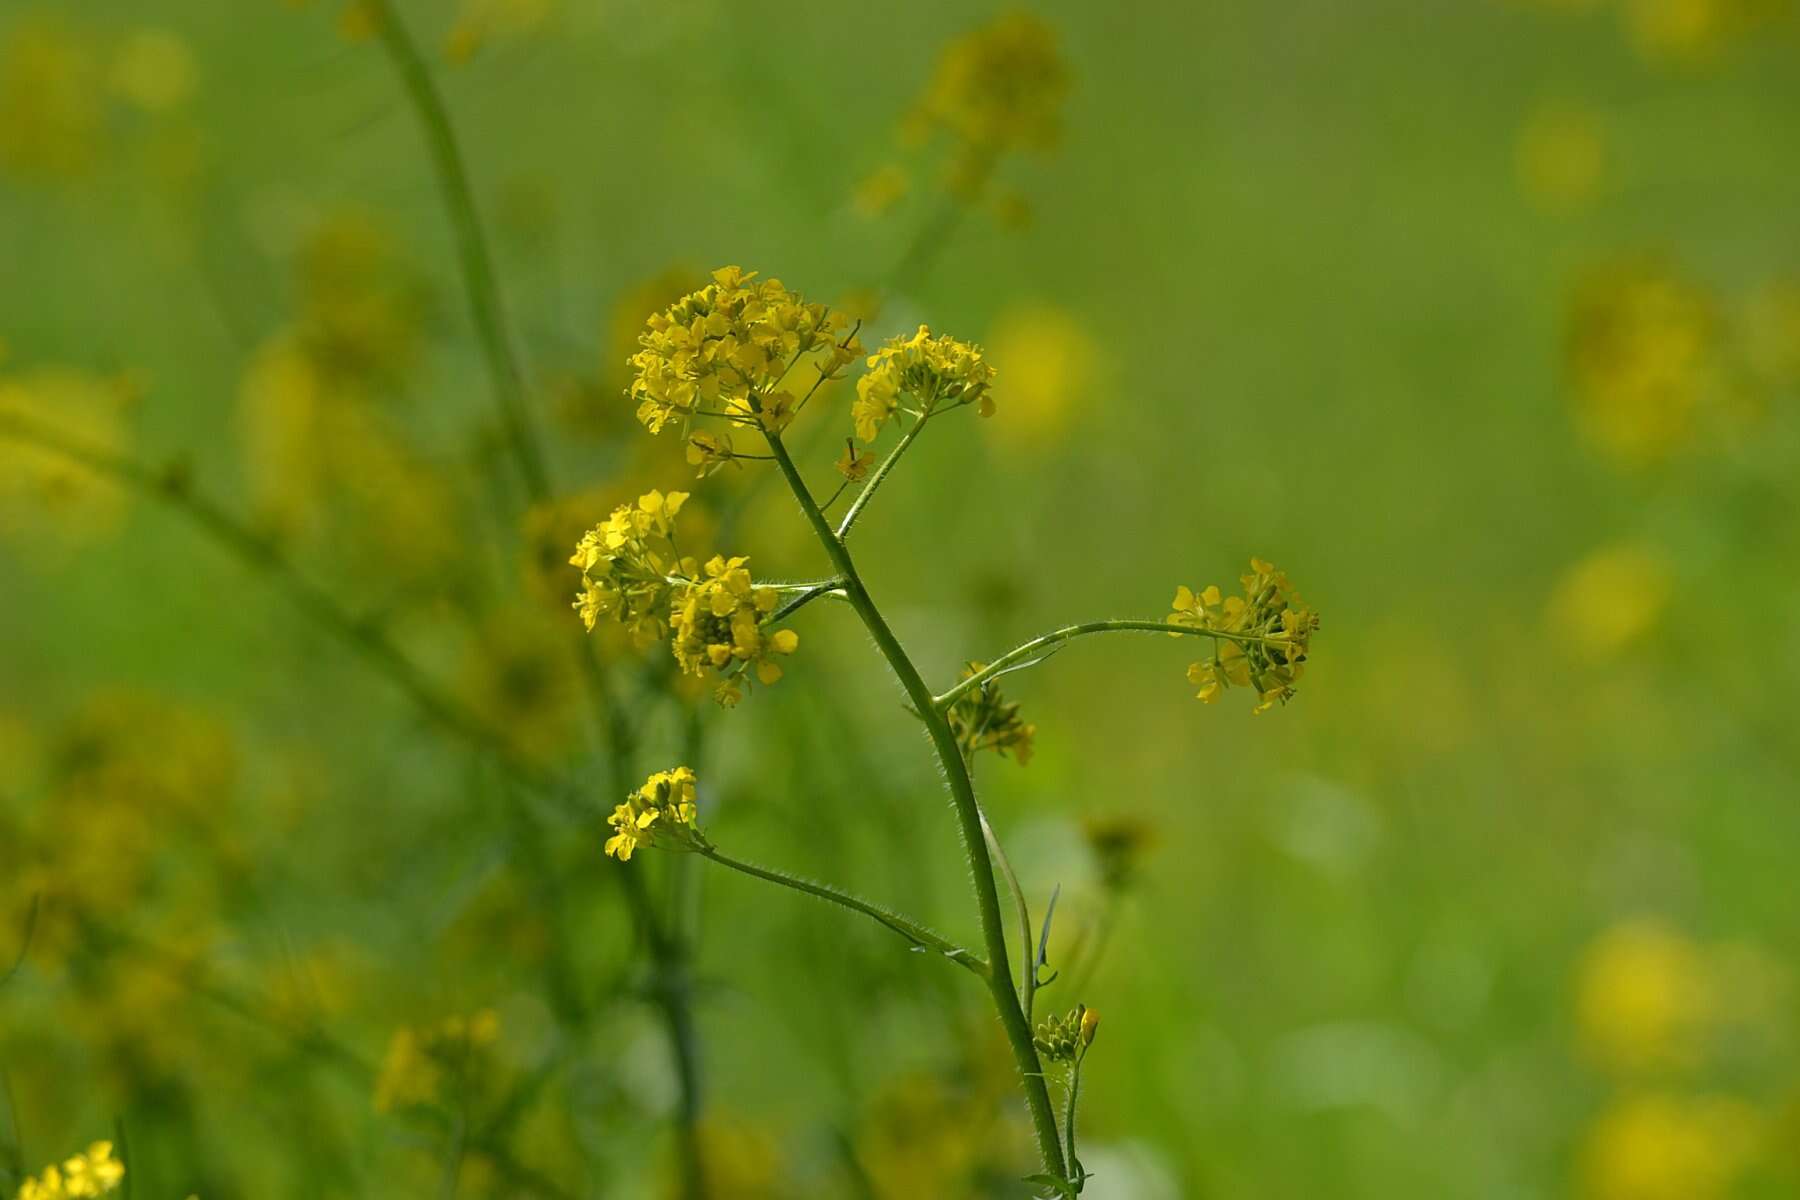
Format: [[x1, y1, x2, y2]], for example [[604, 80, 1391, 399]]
[[3, 1, 1798, 1197]]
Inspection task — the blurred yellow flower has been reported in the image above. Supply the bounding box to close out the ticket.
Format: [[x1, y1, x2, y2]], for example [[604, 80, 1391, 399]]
[[373, 1010, 501, 1113], [906, 11, 1070, 199], [1621, 0, 1763, 67], [1582, 1091, 1762, 1200], [1578, 919, 1712, 1077], [1516, 102, 1605, 215], [1566, 260, 1730, 466], [109, 29, 197, 112], [1546, 542, 1672, 662], [983, 303, 1097, 450], [17, 1140, 124, 1200], [853, 163, 910, 218], [460, 608, 582, 763], [444, 0, 555, 64], [0, 21, 103, 179]]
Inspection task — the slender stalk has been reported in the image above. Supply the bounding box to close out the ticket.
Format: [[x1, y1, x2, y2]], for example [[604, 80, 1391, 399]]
[[979, 809, 1037, 1015], [695, 846, 988, 978], [762, 431, 1069, 1182], [362, 10, 708, 1184], [937, 619, 1287, 710], [836, 411, 931, 538], [368, 0, 547, 501]]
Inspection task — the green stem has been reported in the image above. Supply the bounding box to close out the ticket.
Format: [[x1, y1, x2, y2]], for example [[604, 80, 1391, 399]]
[[936, 619, 1285, 710], [364, 11, 708, 1186], [836, 411, 931, 538], [762, 432, 1069, 1182], [696, 847, 988, 978], [369, 0, 548, 501], [979, 808, 1038, 1017]]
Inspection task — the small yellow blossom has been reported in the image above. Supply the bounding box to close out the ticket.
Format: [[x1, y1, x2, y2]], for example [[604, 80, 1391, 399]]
[[628, 266, 861, 438], [853, 325, 995, 443], [570, 489, 693, 644], [0, 366, 135, 548], [853, 163, 910, 217], [17, 1141, 124, 1199], [835, 439, 872, 482], [685, 429, 737, 477], [605, 765, 703, 861], [668, 556, 800, 706], [0, 22, 103, 180], [946, 662, 1035, 765], [1621, 0, 1764, 67], [1170, 559, 1318, 712]]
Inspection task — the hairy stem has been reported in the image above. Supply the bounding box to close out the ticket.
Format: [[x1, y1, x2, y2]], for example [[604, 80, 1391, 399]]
[[762, 431, 1069, 1182], [836, 411, 930, 538], [696, 847, 988, 978]]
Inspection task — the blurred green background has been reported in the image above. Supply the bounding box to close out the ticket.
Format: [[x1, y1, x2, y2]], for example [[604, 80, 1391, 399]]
[[3, 0, 1799, 1197]]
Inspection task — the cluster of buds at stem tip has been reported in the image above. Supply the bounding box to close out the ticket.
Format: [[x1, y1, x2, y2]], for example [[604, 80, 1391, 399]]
[[1034, 1004, 1100, 1064]]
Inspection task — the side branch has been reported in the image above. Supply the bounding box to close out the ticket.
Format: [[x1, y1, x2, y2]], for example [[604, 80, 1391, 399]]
[[934, 619, 1285, 710], [695, 847, 988, 979]]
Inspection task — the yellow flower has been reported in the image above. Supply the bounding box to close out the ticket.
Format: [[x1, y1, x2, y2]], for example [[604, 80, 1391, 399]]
[[17, 1141, 124, 1199], [668, 556, 799, 705], [852, 325, 996, 443], [853, 163, 910, 217], [109, 30, 197, 113], [0, 366, 135, 549], [570, 489, 693, 644], [685, 429, 737, 477], [0, 21, 103, 180], [1170, 559, 1318, 712], [834, 439, 872, 481], [1622, 0, 1765, 68], [628, 266, 860, 438], [605, 765, 703, 860]]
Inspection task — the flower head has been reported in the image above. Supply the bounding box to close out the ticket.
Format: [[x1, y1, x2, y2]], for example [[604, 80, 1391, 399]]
[[852, 325, 995, 443], [628, 266, 860, 439], [373, 1009, 501, 1113], [945, 662, 1035, 765], [570, 489, 693, 646], [1169, 558, 1318, 712], [605, 765, 704, 861], [18, 1141, 124, 1199], [669, 556, 800, 706]]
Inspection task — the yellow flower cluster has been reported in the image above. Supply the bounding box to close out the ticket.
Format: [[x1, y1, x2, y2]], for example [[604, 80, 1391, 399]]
[[628, 266, 860, 442], [946, 662, 1035, 765], [569, 489, 692, 645], [669, 557, 799, 707], [852, 325, 996, 443], [16, 1142, 124, 1200], [906, 11, 1070, 198], [373, 1009, 500, 1113], [1032, 1004, 1099, 1064], [1169, 559, 1318, 712], [605, 765, 703, 861]]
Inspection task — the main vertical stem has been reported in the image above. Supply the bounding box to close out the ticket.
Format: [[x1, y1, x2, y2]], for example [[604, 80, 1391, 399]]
[[765, 432, 1068, 1181]]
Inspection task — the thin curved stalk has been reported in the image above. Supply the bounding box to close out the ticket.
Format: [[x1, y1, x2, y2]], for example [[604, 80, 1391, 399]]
[[836, 412, 931, 538], [696, 846, 988, 978], [762, 431, 1069, 1183], [368, 0, 547, 501], [936, 619, 1287, 711]]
